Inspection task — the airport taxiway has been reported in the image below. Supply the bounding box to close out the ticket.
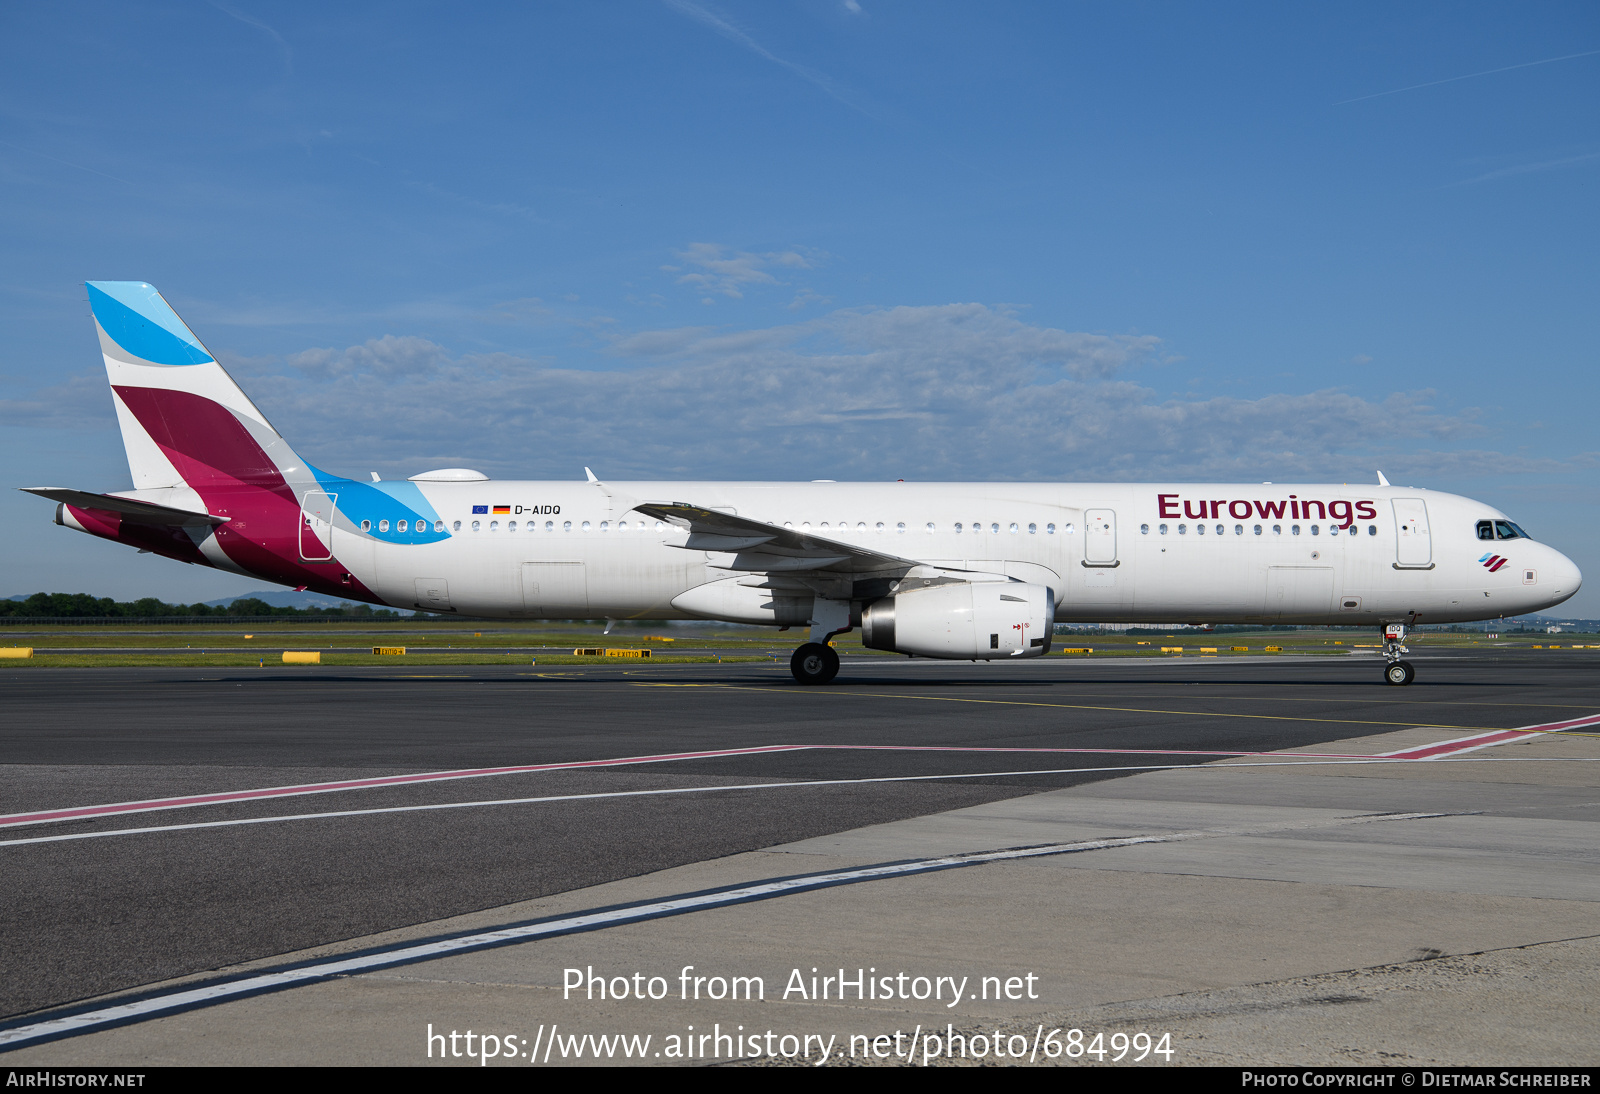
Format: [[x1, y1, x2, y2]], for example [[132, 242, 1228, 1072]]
[[2, 650, 1596, 1065]]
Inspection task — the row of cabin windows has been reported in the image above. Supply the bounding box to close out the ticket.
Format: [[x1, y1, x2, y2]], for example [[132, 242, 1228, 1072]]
[[441, 520, 1082, 535], [357, 519, 1401, 540], [360, 519, 445, 533], [1139, 523, 1381, 537], [779, 521, 1073, 535]]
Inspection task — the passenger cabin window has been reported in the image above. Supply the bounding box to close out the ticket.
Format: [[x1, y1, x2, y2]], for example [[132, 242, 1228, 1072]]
[[379, 519, 390, 532], [452, 521, 460, 532], [1178, 524, 1187, 534], [1234, 524, 1244, 535], [490, 521, 499, 531], [1047, 523, 1056, 534], [1140, 524, 1149, 535], [1253, 524, 1262, 535], [471, 521, 480, 532], [397, 520, 407, 532], [361, 520, 371, 532], [508, 521, 517, 532], [1368, 525, 1377, 535], [1159, 523, 1168, 535]]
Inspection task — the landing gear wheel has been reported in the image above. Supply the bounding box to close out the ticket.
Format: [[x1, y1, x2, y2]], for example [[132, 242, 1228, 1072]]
[[1384, 660, 1415, 686], [790, 642, 840, 685]]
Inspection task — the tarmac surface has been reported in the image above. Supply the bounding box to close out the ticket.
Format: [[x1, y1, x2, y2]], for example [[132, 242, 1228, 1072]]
[[2, 648, 1596, 1066]]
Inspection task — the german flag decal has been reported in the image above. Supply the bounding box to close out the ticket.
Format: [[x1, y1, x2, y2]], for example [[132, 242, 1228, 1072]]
[[493, 505, 511, 514]]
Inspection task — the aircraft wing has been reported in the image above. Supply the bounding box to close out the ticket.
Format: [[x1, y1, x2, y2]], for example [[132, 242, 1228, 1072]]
[[633, 500, 917, 576], [21, 487, 226, 526]]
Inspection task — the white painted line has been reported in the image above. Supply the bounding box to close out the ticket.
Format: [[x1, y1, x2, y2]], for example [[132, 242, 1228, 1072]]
[[0, 744, 1402, 832], [1, 758, 1583, 850], [0, 810, 1454, 1051], [0, 745, 811, 830]]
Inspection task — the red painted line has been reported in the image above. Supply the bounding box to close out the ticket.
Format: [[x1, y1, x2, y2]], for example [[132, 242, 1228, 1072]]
[[11, 720, 1595, 831], [1383, 713, 1600, 760], [0, 744, 1388, 831], [0, 745, 809, 829]]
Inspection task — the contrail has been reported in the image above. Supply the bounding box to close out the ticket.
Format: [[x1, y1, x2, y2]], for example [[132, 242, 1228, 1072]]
[[1336, 48, 1600, 105]]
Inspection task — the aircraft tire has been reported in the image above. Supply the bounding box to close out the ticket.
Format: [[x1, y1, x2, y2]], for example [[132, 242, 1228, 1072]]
[[1384, 660, 1415, 686], [790, 642, 840, 685]]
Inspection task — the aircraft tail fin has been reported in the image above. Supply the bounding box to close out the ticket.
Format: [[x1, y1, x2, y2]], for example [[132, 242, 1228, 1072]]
[[86, 282, 302, 492]]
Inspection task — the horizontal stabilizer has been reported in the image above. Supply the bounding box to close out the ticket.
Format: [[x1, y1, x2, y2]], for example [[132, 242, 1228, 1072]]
[[21, 488, 225, 525]]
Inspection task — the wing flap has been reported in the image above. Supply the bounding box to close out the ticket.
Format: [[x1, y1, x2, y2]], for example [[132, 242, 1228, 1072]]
[[634, 500, 916, 574]]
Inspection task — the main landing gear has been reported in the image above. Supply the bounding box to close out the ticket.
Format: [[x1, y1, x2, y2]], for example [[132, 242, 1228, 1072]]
[[1382, 623, 1414, 686], [790, 642, 840, 685], [791, 597, 850, 685]]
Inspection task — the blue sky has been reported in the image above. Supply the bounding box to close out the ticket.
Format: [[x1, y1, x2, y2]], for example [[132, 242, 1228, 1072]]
[[3, 1, 1597, 613]]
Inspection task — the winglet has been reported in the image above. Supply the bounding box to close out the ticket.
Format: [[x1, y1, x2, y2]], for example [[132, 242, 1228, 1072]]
[[584, 467, 598, 483], [1376, 471, 1391, 487]]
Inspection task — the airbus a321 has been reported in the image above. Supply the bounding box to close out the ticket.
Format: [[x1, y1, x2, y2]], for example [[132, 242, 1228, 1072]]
[[25, 282, 1583, 685]]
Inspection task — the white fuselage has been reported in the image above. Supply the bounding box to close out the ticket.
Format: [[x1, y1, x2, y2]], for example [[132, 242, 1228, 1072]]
[[324, 480, 1581, 626]]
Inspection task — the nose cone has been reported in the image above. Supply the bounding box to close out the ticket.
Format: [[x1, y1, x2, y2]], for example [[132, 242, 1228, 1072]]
[[1543, 547, 1582, 609]]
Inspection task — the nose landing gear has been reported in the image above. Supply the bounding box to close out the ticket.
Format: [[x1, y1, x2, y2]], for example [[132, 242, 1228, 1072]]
[[1382, 623, 1414, 686]]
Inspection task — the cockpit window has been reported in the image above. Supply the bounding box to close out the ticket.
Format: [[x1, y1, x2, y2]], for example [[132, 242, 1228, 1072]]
[[1481, 519, 1530, 541]]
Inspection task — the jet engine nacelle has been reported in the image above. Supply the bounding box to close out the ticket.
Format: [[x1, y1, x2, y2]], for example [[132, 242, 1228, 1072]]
[[861, 581, 1054, 660]]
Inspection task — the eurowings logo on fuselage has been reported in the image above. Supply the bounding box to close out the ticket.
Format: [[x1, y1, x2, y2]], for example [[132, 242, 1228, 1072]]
[[1480, 553, 1510, 573], [1155, 493, 1377, 528]]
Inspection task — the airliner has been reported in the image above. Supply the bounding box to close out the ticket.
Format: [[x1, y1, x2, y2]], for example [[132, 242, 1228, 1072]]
[[24, 282, 1582, 686]]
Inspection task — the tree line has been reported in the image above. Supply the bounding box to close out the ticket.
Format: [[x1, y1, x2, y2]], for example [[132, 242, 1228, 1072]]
[[0, 593, 409, 620]]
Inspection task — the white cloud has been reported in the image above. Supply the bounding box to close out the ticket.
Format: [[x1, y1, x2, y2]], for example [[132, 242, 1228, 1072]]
[[15, 303, 1570, 490], [207, 303, 1557, 487], [286, 335, 451, 379], [662, 242, 815, 299]]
